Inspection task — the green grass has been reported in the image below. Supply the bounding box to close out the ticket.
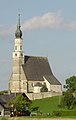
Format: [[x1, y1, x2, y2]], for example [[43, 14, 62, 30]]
[[31, 96, 62, 114], [1, 96, 76, 119], [31, 96, 76, 117]]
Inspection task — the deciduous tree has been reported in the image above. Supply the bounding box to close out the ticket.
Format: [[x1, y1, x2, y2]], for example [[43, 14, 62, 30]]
[[66, 76, 76, 92]]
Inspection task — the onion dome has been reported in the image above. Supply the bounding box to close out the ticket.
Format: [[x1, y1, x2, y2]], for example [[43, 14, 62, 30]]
[[15, 14, 22, 38]]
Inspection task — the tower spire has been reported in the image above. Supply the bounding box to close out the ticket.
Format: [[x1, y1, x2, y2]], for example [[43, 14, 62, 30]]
[[17, 14, 20, 29], [15, 14, 22, 38]]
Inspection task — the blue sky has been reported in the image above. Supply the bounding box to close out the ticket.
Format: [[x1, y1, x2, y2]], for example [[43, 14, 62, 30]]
[[0, 0, 76, 90]]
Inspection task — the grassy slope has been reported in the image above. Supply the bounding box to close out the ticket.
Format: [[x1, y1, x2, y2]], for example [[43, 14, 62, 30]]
[[31, 96, 62, 114]]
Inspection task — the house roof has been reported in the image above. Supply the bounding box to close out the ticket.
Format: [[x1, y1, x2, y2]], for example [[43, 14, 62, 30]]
[[44, 75, 61, 85], [22, 55, 53, 81], [0, 93, 18, 109], [22, 55, 61, 85], [0, 93, 31, 109], [0, 93, 19, 104]]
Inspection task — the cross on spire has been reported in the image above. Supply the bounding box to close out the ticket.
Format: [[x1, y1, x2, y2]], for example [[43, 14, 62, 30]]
[[17, 14, 20, 29], [15, 14, 22, 38]]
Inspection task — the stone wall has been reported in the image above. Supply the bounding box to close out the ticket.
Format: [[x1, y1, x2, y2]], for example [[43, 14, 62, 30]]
[[26, 91, 62, 100]]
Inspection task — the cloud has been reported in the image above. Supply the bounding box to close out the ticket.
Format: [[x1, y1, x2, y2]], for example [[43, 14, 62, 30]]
[[0, 11, 76, 38], [22, 11, 76, 30], [22, 11, 63, 31], [63, 22, 76, 29]]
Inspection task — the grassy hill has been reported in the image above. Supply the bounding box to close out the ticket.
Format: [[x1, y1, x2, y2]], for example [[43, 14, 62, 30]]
[[31, 96, 76, 117], [1, 96, 76, 119], [31, 96, 62, 114]]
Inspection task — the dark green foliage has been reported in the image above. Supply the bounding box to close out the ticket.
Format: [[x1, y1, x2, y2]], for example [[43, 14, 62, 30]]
[[13, 94, 26, 112], [60, 90, 75, 109], [66, 75, 76, 92], [9, 94, 31, 112], [0, 90, 8, 95], [64, 90, 75, 109], [40, 83, 48, 92], [60, 76, 76, 109]]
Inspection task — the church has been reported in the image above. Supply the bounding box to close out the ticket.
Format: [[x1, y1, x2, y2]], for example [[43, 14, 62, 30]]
[[9, 14, 62, 94]]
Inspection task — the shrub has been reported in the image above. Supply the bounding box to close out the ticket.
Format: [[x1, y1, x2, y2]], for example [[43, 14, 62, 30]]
[[40, 83, 48, 92], [60, 90, 75, 109]]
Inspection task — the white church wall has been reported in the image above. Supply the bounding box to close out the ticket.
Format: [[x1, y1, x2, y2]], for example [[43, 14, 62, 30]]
[[43, 76, 62, 93], [50, 85, 62, 93], [20, 66, 28, 93], [43, 76, 51, 91], [33, 86, 42, 93], [28, 81, 43, 93], [26, 91, 62, 100]]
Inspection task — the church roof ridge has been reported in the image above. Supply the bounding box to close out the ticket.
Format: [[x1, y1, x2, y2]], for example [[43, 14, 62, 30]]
[[25, 55, 48, 59]]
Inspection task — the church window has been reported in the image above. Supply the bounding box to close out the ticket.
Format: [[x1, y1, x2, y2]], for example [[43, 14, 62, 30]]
[[15, 53, 17, 56], [21, 53, 23, 56], [20, 46, 22, 50], [32, 83, 34, 87], [15, 46, 17, 50]]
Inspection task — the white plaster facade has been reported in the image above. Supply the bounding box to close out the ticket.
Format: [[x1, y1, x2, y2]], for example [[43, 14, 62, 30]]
[[33, 86, 42, 93], [43, 76, 62, 93]]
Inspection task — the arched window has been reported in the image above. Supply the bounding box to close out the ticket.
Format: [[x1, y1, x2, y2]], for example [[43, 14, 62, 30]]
[[15, 53, 17, 56], [21, 53, 23, 56], [32, 83, 34, 87], [15, 46, 17, 50], [20, 46, 22, 50]]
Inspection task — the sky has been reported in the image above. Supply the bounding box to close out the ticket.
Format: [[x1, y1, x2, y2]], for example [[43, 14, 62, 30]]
[[0, 0, 76, 90]]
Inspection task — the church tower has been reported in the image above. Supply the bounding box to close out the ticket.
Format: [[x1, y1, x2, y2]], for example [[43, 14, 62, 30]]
[[9, 14, 27, 93], [9, 14, 62, 95]]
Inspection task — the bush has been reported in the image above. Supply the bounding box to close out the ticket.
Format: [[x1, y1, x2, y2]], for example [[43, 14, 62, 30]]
[[40, 83, 48, 92], [60, 90, 75, 109]]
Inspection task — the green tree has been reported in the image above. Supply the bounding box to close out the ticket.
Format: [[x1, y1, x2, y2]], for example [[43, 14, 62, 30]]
[[63, 90, 75, 109], [60, 76, 76, 109], [40, 83, 48, 92], [9, 94, 31, 112], [0, 90, 8, 95], [66, 76, 76, 92]]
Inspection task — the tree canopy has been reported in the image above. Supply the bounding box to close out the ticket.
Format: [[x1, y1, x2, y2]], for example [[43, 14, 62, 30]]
[[60, 76, 76, 109], [9, 94, 31, 112], [66, 75, 76, 92]]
